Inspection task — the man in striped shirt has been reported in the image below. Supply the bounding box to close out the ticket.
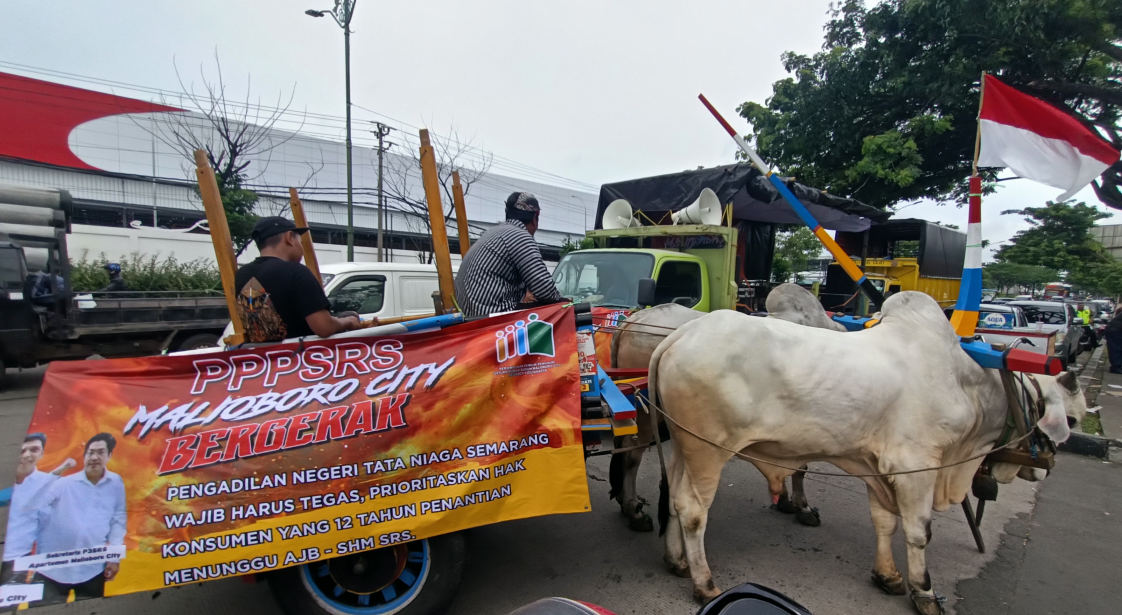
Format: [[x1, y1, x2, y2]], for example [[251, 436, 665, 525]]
[[454, 192, 563, 317]]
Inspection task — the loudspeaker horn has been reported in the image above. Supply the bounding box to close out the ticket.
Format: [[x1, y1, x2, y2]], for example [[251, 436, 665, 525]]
[[603, 198, 642, 229], [671, 188, 722, 226]]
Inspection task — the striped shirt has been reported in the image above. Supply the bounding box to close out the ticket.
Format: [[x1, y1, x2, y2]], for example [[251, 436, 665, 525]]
[[454, 220, 562, 317]]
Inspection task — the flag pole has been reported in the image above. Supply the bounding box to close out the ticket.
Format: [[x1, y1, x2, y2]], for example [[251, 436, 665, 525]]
[[698, 94, 885, 309], [949, 72, 987, 338]]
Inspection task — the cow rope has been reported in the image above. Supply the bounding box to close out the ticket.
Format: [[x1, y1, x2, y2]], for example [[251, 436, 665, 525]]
[[636, 393, 1045, 479]]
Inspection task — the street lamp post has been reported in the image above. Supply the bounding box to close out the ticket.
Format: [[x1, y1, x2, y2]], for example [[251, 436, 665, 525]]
[[306, 1, 357, 261]]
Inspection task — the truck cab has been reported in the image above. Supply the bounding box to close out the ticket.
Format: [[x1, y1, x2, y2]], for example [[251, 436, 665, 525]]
[[553, 224, 738, 312]]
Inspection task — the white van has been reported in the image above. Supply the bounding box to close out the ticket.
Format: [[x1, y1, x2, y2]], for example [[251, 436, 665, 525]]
[[217, 261, 447, 345]]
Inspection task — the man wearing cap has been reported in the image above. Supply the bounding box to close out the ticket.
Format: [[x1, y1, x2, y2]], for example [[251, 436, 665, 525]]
[[234, 216, 360, 342], [454, 192, 563, 317]]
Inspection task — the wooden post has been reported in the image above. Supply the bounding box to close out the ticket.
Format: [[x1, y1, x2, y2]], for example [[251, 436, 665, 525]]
[[288, 188, 322, 284], [194, 149, 244, 345], [451, 171, 470, 258], [418, 130, 457, 313]]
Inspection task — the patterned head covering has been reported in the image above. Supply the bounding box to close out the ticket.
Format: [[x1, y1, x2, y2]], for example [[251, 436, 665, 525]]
[[505, 191, 540, 213]]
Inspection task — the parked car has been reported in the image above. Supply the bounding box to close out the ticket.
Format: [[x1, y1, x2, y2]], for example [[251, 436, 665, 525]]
[[944, 303, 1058, 357], [1090, 299, 1114, 322], [1007, 300, 1084, 365], [218, 261, 448, 345]]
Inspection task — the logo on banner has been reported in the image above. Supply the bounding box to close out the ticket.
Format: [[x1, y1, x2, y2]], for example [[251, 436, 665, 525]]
[[604, 309, 627, 328], [495, 313, 555, 363]]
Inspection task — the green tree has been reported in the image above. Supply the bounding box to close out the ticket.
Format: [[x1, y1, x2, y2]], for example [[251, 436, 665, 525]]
[[560, 236, 595, 256], [143, 55, 301, 252], [983, 261, 1059, 296], [995, 200, 1109, 276], [739, 0, 1122, 210], [772, 227, 824, 282], [1069, 260, 1122, 297]]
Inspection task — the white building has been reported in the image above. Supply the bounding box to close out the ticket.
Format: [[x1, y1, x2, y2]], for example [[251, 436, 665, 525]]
[[0, 71, 597, 266]]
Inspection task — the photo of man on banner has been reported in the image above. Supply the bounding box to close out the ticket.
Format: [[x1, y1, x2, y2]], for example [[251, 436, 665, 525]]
[[24, 433, 127, 604], [1, 434, 74, 585]]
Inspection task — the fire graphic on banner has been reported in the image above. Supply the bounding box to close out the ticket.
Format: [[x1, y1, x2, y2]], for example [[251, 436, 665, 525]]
[[0, 305, 588, 607]]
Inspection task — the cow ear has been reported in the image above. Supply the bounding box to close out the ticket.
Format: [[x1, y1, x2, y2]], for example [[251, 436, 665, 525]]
[[1056, 371, 1078, 393]]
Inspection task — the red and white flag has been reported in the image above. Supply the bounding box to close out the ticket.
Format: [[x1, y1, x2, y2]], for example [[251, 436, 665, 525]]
[[978, 74, 1120, 200]]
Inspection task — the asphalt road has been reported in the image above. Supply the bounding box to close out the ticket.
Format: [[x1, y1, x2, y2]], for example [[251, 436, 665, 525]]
[[0, 364, 1045, 615]]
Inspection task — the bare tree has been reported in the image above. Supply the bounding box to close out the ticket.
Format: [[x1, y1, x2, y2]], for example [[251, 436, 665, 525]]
[[381, 126, 493, 262], [135, 52, 305, 251]]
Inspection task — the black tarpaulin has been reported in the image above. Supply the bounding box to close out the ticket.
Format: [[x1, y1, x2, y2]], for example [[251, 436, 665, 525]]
[[835, 219, 965, 278], [595, 163, 889, 232]]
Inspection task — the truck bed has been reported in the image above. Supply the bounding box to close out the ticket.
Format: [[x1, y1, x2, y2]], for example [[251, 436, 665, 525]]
[[71, 292, 230, 335]]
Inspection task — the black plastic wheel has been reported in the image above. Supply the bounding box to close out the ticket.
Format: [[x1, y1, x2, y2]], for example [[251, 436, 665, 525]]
[[267, 533, 465, 615]]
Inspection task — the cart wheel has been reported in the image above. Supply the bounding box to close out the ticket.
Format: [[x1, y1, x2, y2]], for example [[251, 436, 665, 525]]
[[267, 534, 465, 615], [175, 333, 220, 351]]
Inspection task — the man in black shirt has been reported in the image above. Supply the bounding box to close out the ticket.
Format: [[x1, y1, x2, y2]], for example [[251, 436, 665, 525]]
[[235, 217, 360, 342]]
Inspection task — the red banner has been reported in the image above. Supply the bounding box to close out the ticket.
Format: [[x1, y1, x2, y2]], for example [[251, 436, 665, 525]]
[[1, 305, 588, 607]]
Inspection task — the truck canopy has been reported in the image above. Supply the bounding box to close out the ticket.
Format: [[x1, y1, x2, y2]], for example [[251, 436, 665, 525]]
[[594, 163, 889, 232], [835, 218, 966, 279]]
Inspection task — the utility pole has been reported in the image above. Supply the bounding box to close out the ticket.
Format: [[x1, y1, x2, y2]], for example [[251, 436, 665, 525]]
[[305, 0, 357, 261], [373, 122, 393, 262]]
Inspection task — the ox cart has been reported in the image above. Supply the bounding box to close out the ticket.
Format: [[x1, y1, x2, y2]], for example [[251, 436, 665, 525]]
[[0, 140, 650, 615], [1, 120, 1080, 615]]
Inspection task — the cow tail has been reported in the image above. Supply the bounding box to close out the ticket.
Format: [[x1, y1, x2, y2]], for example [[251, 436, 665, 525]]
[[658, 474, 669, 536]]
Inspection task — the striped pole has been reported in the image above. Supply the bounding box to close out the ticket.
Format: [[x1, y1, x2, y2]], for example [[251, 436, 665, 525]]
[[950, 176, 984, 337], [698, 94, 885, 308], [950, 75, 989, 338]]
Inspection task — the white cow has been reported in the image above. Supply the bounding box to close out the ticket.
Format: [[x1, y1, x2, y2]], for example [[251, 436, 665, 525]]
[[608, 284, 845, 530], [649, 291, 1085, 615]]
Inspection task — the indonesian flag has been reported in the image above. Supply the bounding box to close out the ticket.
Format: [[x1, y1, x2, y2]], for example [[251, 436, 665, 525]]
[[978, 74, 1120, 200]]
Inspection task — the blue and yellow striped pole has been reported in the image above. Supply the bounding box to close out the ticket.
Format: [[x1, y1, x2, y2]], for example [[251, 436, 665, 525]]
[[698, 94, 885, 308]]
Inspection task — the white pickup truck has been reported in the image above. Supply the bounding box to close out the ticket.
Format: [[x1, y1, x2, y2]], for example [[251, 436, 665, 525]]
[[218, 261, 446, 344]]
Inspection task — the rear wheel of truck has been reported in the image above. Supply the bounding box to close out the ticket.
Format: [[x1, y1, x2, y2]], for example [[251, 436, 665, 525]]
[[267, 533, 465, 615], [175, 333, 220, 351]]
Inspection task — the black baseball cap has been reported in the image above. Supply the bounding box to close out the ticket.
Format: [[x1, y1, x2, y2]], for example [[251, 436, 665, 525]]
[[251, 216, 309, 242]]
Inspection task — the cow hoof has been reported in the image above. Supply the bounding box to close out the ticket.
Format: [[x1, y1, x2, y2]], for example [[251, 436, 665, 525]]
[[795, 507, 821, 527], [693, 582, 722, 604], [871, 571, 906, 595], [909, 590, 945, 615], [772, 493, 798, 514], [628, 513, 653, 532], [664, 559, 690, 578]]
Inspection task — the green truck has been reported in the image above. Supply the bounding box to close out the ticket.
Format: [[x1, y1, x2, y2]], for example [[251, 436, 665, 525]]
[[555, 224, 739, 312], [552, 164, 888, 313]]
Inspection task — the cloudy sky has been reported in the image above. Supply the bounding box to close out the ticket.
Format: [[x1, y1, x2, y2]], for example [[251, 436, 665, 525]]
[[2, 0, 1117, 258]]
